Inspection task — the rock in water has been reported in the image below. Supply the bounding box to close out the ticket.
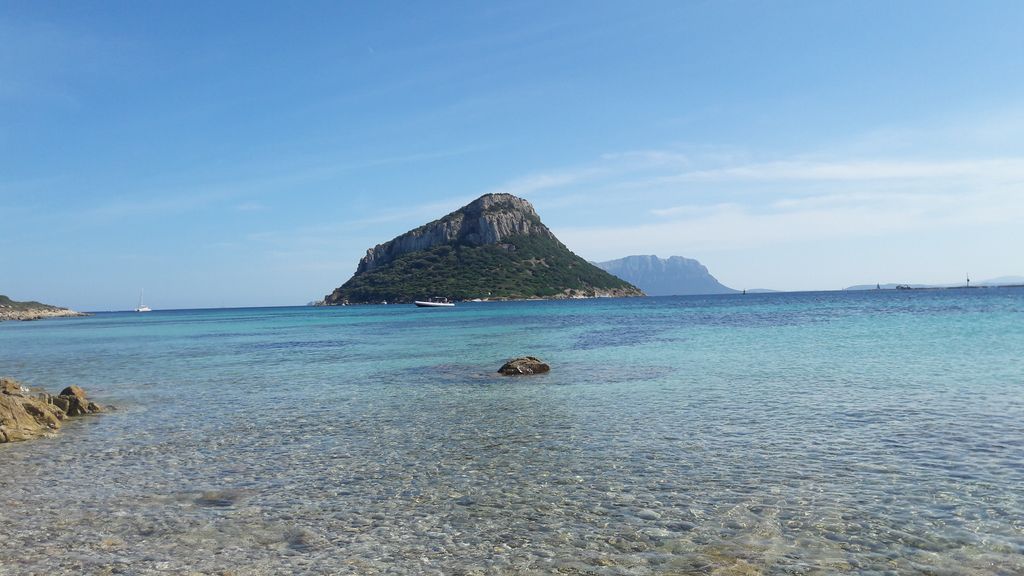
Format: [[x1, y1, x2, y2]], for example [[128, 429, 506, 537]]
[[0, 377, 103, 443], [498, 357, 551, 376], [59, 385, 101, 417]]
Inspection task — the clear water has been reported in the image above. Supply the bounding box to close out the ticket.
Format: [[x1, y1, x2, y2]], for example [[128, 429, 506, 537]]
[[1, 290, 1022, 575]]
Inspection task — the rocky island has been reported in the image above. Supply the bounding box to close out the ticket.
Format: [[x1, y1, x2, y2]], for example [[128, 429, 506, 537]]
[[323, 193, 643, 304], [0, 295, 86, 322]]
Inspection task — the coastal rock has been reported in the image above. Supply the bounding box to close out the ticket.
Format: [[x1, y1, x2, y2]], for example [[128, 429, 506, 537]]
[[1, 379, 64, 443], [498, 356, 551, 376], [0, 377, 103, 443], [1, 376, 25, 395], [55, 385, 101, 417], [60, 385, 88, 402], [50, 395, 71, 413]]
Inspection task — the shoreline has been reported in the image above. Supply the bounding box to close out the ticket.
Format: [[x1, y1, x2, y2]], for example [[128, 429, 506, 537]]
[[317, 287, 645, 306]]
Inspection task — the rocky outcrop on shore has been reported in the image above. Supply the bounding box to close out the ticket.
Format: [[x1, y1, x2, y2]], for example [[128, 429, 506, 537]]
[[0, 377, 103, 443], [0, 295, 87, 322]]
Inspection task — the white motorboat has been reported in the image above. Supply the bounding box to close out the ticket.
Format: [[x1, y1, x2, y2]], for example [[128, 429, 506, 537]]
[[414, 298, 455, 308], [135, 289, 152, 312]]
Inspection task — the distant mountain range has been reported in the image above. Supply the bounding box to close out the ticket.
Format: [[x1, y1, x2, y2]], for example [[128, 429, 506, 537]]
[[594, 255, 737, 296], [846, 276, 1024, 290], [322, 194, 643, 304]]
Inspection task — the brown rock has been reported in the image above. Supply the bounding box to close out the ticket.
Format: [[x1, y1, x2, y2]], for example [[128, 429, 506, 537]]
[[0, 393, 64, 443], [498, 356, 551, 376], [0, 378, 105, 442], [50, 395, 71, 413], [60, 385, 88, 402], [62, 396, 88, 417], [1, 377, 25, 395], [57, 385, 102, 416]]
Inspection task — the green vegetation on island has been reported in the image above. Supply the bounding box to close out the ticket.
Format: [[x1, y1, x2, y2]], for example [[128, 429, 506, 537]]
[[331, 234, 637, 303]]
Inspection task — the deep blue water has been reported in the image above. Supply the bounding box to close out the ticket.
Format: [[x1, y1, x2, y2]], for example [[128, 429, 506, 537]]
[[1, 289, 1022, 574]]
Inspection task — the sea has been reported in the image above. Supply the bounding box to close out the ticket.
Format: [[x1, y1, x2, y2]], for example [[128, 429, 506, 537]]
[[1, 289, 1022, 575]]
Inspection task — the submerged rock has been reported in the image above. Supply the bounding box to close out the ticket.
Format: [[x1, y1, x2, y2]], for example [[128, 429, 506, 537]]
[[0, 377, 103, 443], [498, 356, 551, 376]]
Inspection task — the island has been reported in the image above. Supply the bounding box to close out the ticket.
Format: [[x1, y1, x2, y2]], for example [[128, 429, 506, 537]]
[[595, 255, 737, 296], [322, 193, 643, 304]]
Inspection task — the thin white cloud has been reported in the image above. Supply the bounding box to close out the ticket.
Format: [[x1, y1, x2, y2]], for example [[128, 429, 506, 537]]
[[484, 168, 605, 197], [351, 196, 477, 227], [459, 143, 1022, 270], [665, 158, 1024, 183], [562, 184, 1024, 260], [599, 150, 691, 167], [650, 202, 742, 218]]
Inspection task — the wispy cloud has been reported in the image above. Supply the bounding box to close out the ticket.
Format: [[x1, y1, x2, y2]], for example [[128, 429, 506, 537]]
[[664, 157, 1024, 183], [650, 202, 742, 218], [484, 168, 606, 197], [349, 196, 477, 227], [560, 184, 1024, 260], [459, 143, 1024, 271]]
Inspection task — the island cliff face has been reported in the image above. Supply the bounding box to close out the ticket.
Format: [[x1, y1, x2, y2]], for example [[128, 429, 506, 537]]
[[595, 255, 737, 296], [324, 194, 643, 304], [357, 194, 555, 274]]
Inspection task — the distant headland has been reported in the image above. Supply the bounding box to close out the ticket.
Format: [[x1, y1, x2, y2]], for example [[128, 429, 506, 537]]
[[594, 255, 737, 296], [321, 193, 643, 304], [0, 295, 86, 322]]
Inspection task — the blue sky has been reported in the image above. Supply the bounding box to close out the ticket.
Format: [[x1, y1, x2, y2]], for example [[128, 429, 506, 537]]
[[2, 1, 1023, 309]]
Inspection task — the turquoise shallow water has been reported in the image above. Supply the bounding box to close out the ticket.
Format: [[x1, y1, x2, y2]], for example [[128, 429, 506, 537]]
[[1, 290, 1023, 575]]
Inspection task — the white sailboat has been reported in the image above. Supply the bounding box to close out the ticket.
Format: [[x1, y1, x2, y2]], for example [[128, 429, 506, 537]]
[[135, 289, 152, 312]]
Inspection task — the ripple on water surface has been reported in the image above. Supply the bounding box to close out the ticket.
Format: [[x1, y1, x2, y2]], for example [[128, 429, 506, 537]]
[[1, 291, 1023, 575]]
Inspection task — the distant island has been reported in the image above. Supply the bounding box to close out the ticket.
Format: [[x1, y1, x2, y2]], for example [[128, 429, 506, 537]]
[[595, 255, 737, 296], [0, 295, 85, 322], [322, 194, 643, 304]]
